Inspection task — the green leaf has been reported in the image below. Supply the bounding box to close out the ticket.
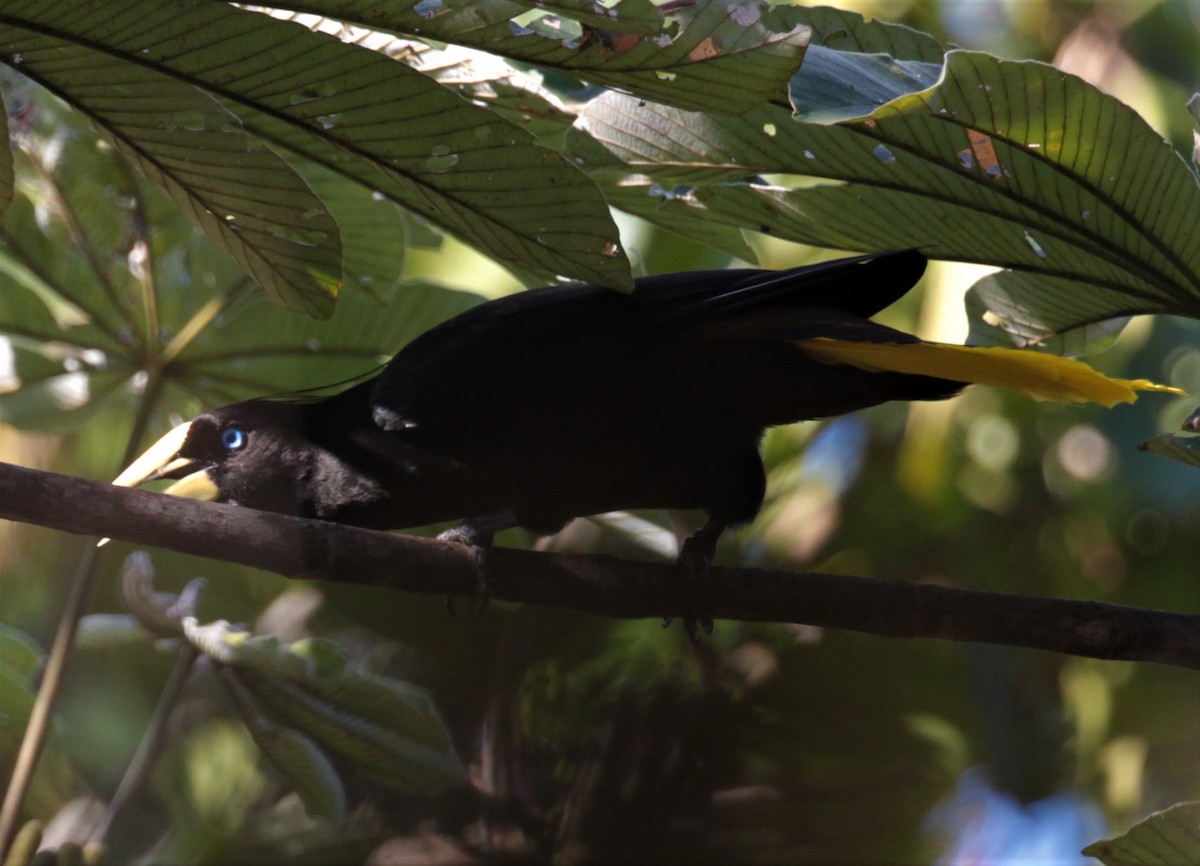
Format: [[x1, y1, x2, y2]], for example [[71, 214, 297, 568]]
[[241, 671, 466, 796], [0, 12, 344, 317], [3, 822, 43, 866], [0, 661, 35, 731], [1083, 802, 1200, 865], [507, 0, 664, 37], [0, 239, 90, 330], [572, 50, 1200, 347], [187, 625, 454, 753], [597, 176, 757, 261], [0, 92, 484, 432], [185, 619, 465, 797], [407, 43, 579, 143], [171, 280, 481, 404], [288, 0, 810, 114], [788, 45, 942, 123], [292, 663, 457, 753], [0, 624, 44, 680], [245, 720, 347, 824], [766, 4, 945, 62], [174, 719, 268, 829], [1139, 433, 1200, 470], [963, 271, 1132, 355], [0, 1, 630, 292], [870, 52, 1200, 347], [289, 160, 408, 299]]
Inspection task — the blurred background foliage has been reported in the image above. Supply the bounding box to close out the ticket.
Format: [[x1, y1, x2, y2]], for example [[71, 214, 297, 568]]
[[1, 0, 1198, 864]]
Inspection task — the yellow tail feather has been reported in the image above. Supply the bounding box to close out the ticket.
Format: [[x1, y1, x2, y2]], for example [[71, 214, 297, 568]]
[[795, 338, 1183, 408]]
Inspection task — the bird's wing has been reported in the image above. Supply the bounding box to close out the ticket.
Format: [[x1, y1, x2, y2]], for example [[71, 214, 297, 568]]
[[371, 250, 927, 430]]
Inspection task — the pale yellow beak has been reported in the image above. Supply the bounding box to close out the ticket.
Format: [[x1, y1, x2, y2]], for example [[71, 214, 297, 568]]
[[113, 420, 220, 500], [102, 422, 218, 547], [113, 422, 196, 488]]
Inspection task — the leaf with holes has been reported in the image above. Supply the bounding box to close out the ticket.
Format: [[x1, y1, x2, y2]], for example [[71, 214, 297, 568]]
[[0, 14, 343, 316], [766, 4, 946, 62], [597, 176, 758, 261], [0, 94, 480, 434], [570, 48, 1200, 349], [506, 0, 664, 37], [0, 1, 630, 292], [283, 0, 810, 115]]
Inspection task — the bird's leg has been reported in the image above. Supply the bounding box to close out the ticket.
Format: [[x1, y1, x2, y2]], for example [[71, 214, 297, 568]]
[[437, 509, 519, 610], [671, 443, 764, 639], [679, 518, 725, 582], [664, 518, 726, 641]]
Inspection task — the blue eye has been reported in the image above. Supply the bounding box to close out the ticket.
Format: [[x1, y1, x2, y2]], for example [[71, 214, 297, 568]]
[[221, 426, 248, 452]]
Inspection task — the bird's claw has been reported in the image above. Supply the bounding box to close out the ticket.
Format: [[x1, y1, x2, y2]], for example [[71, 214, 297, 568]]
[[661, 611, 713, 644], [438, 519, 501, 613], [663, 522, 722, 640], [468, 543, 492, 612]]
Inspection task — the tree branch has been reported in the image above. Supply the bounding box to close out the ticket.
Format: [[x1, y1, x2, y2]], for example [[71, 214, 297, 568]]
[[3, 461, 1198, 669]]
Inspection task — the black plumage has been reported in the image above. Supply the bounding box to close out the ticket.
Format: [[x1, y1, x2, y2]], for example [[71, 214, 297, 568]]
[[113, 249, 1167, 570]]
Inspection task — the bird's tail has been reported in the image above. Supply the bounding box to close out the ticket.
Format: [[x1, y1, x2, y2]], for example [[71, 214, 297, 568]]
[[795, 338, 1182, 407]]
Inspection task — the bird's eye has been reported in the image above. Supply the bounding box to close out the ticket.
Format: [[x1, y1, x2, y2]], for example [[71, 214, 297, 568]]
[[220, 426, 248, 452]]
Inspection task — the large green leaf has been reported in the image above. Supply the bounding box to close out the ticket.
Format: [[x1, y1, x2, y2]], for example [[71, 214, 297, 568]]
[[787, 44, 942, 123], [1083, 802, 1200, 866], [405, 42, 579, 143], [268, 17, 581, 145], [0, 12, 343, 317], [506, 0, 664, 37], [0, 0, 630, 293], [570, 49, 1200, 348], [185, 618, 465, 797], [289, 159, 409, 299], [280, 0, 810, 114], [595, 175, 757, 261], [0, 624, 43, 681], [0, 93, 480, 433], [244, 718, 347, 824], [765, 4, 945, 62]]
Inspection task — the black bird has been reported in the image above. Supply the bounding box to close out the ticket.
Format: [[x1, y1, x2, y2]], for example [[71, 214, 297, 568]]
[[113, 250, 1173, 582]]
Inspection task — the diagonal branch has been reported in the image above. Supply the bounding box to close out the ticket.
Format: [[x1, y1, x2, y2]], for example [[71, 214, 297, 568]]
[[2, 461, 1198, 670]]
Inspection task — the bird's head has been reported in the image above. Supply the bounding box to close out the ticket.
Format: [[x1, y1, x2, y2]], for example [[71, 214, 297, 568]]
[[113, 400, 313, 514]]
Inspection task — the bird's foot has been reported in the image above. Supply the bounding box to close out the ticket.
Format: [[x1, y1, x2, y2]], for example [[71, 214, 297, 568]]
[[437, 523, 494, 611], [468, 545, 492, 612], [660, 610, 712, 644], [662, 521, 724, 640], [437, 510, 518, 612]]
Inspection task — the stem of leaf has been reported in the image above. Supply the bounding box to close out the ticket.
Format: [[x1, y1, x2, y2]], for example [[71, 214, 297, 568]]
[[87, 642, 200, 850], [0, 372, 164, 859], [160, 278, 252, 366]]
